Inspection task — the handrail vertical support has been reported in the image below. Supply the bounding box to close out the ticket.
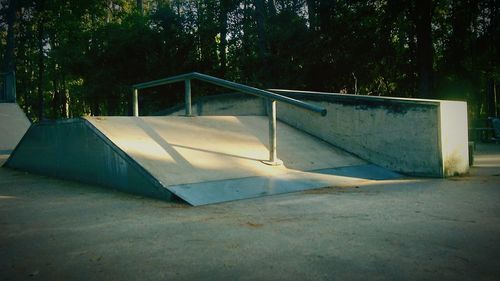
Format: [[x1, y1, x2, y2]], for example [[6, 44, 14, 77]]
[[132, 88, 139, 117], [185, 79, 192, 116], [262, 99, 283, 166]]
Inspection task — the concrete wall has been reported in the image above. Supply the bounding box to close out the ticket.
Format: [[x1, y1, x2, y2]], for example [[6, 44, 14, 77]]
[[164, 93, 469, 177], [277, 94, 469, 177], [5, 119, 173, 200], [159, 93, 266, 116]]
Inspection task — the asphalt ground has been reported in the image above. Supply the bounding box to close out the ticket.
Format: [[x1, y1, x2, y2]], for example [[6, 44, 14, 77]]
[[0, 144, 499, 281]]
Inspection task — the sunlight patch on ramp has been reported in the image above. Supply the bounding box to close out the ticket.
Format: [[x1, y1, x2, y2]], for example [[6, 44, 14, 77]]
[[86, 116, 365, 187]]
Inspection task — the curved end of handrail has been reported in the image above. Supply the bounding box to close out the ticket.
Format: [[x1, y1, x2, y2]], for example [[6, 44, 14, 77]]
[[189, 72, 202, 79], [320, 109, 327, 116]]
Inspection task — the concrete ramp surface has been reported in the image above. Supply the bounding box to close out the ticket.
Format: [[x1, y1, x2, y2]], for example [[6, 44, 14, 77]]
[[6, 116, 400, 205], [0, 103, 30, 153]]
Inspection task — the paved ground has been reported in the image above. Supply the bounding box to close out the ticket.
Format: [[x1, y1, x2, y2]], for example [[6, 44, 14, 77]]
[[0, 144, 499, 281]]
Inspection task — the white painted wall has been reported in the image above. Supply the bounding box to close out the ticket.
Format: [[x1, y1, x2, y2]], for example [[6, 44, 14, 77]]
[[439, 101, 469, 176]]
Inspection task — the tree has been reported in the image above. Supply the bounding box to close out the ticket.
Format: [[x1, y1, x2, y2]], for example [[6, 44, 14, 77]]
[[414, 0, 434, 98], [1, 0, 497, 121], [1, 0, 16, 73]]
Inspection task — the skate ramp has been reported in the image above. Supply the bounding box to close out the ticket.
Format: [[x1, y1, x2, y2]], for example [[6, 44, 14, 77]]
[[0, 103, 30, 154], [6, 116, 401, 205]]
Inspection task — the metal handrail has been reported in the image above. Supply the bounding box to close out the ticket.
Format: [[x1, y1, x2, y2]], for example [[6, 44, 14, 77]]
[[132, 72, 327, 165], [133, 72, 327, 116]]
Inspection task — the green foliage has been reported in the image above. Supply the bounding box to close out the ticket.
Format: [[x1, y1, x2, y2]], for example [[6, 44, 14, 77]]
[[2, 0, 498, 120]]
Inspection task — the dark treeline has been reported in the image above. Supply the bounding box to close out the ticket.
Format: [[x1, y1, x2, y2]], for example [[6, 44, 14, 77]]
[[0, 0, 498, 121]]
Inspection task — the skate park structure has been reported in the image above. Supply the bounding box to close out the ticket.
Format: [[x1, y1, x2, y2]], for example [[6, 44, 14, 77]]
[[3, 73, 469, 205], [1, 71, 30, 155]]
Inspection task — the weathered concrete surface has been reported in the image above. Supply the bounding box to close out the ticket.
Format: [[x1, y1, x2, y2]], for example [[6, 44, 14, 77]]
[[163, 93, 266, 116], [0, 143, 499, 281], [277, 98, 468, 177], [167, 93, 469, 177], [8, 116, 391, 205], [87, 116, 364, 186], [5, 119, 172, 201], [0, 103, 30, 152], [278, 101, 441, 176]]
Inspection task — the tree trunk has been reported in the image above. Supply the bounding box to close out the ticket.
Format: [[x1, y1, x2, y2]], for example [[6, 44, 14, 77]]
[[37, 7, 45, 121], [1, 0, 17, 73], [318, 0, 335, 34], [61, 74, 69, 118], [91, 99, 101, 116], [136, 0, 143, 15], [106, 0, 112, 23], [407, 2, 417, 97], [487, 80, 497, 117], [52, 77, 59, 119], [254, 0, 269, 85], [415, 0, 433, 98], [268, 0, 277, 17], [306, 0, 317, 31], [488, 0, 498, 118], [219, 1, 229, 76]]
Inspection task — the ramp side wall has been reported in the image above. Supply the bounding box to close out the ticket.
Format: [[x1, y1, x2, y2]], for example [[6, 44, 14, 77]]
[[4, 119, 173, 200], [0, 103, 31, 151], [165, 93, 468, 177], [277, 99, 442, 176], [277, 94, 468, 177]]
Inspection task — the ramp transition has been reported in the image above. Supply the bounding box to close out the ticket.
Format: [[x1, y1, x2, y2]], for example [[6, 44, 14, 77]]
[[5, 116, 401, 205]]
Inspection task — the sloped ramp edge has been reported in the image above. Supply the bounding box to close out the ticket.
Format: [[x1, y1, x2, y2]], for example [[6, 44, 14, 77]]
[[4, 118, 174, 201]]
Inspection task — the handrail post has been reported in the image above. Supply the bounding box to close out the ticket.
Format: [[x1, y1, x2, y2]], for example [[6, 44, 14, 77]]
[[263, 98, 282, 166], [185, 79, 192, 116], [132, 88, 139, 116]]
